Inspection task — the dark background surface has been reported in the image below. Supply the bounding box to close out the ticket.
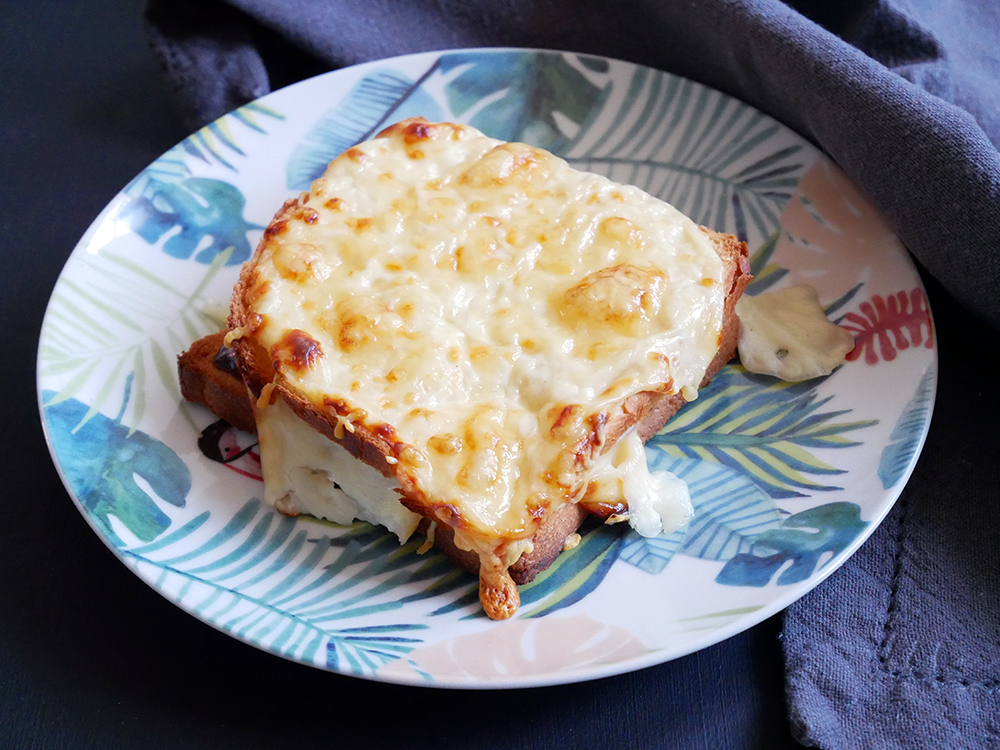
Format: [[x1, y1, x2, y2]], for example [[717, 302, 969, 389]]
[[2, 1, 991, 748]]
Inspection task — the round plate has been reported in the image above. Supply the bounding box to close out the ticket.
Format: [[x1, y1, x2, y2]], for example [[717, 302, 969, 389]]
[[37, 48, 936, 688]]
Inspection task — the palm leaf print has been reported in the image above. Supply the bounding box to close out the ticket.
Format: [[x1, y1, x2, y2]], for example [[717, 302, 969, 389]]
[[563, 67, 807, 251], [617, 454, 783, 586], [38, 249, 232, 432], [286, 66, 445, 190], [652, 366, 877, 498], [424, 521, 630, 621], [121, 500, 429, 674], [124, 102, 284, 198], [878, 366, 935, 489]]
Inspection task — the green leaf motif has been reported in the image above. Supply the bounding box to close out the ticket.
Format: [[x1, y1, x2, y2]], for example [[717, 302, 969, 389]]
[[651, 366, 878, 499], [518, 522, 625, 618], [439, 50, 606, 154], [620, 454, 784, 576], [137, 101, 285, 182], [563, 68, 807, 249], [879, 365, 935, 489], [120, 500, 430, 675], [286, 68, 445, 190], [715, 502, 868, 586], [425, 520, 628, 621], [43, 388, 189, 546], [122, 177, 262, 266], [326, 624, 427, 674], [39, 249, 232, 433]]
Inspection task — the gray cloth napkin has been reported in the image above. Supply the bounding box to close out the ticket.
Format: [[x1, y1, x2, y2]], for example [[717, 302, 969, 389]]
[[144, 1, 1000, 746]]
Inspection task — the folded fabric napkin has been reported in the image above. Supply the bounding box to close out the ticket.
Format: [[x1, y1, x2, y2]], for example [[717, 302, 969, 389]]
[[144, 1, 1000, 746]]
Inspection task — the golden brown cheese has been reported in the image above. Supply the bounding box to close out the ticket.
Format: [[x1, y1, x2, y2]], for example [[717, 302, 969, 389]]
[[244, 119, 726, 580]]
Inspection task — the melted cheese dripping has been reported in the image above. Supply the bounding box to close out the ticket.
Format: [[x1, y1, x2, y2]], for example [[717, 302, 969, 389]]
[[589, 429, 693, 537]]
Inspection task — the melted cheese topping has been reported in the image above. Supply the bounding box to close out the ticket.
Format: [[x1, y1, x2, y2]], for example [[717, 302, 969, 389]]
[[588, 429, 693, 537], [248, 120, 724, 548], [257, 397, 420, 542], [736, 285, 855, 381]]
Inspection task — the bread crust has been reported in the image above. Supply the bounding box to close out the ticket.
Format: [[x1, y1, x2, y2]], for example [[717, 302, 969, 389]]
[[178, 331, 257, 434]]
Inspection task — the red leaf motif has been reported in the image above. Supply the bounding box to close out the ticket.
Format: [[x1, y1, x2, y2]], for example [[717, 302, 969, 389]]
[[842, 288, 933, 364]]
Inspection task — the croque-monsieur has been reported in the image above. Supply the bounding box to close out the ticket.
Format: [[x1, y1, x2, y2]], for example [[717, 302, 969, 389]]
[[218, 117, 751, 620]]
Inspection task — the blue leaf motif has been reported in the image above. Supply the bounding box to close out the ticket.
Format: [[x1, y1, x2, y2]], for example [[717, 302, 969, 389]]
[[652, 366, 877, 499], [286, 68, 444, 190], [519, 523, 625, 619], [43, 389, 189, 546], [440, 50, 605, 154], [122, 177, 262, 265], [620, 453, 783, 575], [878, 366, 935, 489], [326, 624, 427, 672], [716, 502, 868, 587]]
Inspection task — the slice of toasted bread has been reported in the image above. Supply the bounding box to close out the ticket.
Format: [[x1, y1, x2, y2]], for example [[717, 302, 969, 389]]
[[224, 118, 751, 619], [178, 330, 257, 434]]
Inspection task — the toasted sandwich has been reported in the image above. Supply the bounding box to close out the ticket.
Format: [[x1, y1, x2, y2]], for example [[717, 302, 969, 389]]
[[192, 118, 750, 619]]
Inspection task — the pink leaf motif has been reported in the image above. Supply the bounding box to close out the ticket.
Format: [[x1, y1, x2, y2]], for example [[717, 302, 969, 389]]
[[842, 288, 933, 364]]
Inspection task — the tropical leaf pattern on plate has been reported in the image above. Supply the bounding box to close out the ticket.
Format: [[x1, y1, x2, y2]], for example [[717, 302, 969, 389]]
[[439, 50, 607, 153], [38, 249, 231, 433], [43, 384, 189, 546], [843, 287, 934, 365], [651, 366, 878, 499], [119, 498, 431, 673], [878, 365, 935, 489], [623, 454, 784, 574], [285, 51, 609, 189], [119, 102, 282, 265], [121, 177, 262, 266], [286, 68, 445, 190], [715, 502, 869, 586], [562, 65, 807, 250]]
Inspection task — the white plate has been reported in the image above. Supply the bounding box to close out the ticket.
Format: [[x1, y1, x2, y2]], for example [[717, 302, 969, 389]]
[[37, 48, 936, 688]]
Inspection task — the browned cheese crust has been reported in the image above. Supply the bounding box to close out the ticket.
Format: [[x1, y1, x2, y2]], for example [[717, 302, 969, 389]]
[[224, 123, 752, 619]]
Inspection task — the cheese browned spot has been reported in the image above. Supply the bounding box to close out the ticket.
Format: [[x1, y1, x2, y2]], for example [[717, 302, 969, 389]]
[[270, 329, 323, 374]]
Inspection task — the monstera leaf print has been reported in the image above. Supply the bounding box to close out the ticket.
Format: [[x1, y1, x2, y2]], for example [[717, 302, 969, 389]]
[[122, 177, 262, 266], [43, 385, 189, 546], [120, 102, 282, 264], [716, 502, 868, 586]]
